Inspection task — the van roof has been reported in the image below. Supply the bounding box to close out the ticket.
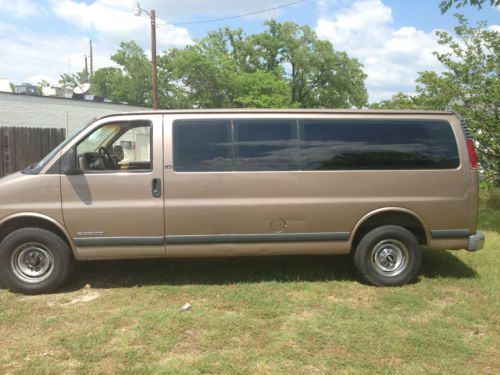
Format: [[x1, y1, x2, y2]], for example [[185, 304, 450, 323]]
[[98, 108, 456, 120]]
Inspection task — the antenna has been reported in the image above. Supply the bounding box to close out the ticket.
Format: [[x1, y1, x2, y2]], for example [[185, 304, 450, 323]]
[[73, 83, 91, 95]]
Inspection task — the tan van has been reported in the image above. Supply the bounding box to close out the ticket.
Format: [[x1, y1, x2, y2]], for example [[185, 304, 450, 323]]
[[0, 109, 484, 294]]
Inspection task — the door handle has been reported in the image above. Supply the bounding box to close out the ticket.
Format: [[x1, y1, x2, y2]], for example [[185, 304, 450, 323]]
[[152, 178, 161, 198]]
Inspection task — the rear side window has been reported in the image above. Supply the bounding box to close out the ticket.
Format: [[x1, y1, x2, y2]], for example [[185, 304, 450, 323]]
[[300, 119, 459, 170], [173, 120, 232, 172], [233, 119, 298, 171]]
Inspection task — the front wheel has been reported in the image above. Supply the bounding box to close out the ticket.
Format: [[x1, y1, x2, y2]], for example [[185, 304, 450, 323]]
[[0, 228, 75, 294], [353, 225, 422, 286]]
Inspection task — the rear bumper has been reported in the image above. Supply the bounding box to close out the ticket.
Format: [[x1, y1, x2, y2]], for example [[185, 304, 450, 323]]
[[467, 231, 485, 251]]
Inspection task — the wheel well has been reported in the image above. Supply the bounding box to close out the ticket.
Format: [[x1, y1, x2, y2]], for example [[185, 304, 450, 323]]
[[352, 211, 427, 248], [0, 217, 73, 251]]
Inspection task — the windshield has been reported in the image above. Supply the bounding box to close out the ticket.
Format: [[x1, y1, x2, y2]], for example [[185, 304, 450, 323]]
[[22, 118, 97, 175], [77, 124, 121, 153]]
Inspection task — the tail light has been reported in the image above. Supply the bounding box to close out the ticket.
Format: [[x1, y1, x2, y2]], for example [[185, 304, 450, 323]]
[[466, 139, 478, 169]]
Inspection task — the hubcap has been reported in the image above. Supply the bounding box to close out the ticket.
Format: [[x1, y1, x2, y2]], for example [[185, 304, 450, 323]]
[[371, 239, 409, 277], [10, 243, 54, 283]]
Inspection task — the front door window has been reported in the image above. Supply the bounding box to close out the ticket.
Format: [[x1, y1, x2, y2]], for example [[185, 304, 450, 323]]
[[76, 122, 152, 172]]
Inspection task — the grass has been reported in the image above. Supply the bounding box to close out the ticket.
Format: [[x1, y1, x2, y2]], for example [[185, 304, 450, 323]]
[[0, 192, 499, 374]]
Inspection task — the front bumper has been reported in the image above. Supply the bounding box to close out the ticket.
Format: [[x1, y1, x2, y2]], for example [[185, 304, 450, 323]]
[[467, 231, 485, 251]]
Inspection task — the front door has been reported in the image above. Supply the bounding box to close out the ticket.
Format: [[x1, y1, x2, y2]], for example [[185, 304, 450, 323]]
[[61, 115, 164, 258]]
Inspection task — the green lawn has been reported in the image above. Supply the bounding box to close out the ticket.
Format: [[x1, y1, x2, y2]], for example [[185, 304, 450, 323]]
[[0, 194, 498, 374]]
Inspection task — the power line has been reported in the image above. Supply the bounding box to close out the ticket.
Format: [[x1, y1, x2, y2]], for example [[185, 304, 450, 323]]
[[158, 0, 307, 27], [0, 36, 89, 56], [1, 50, 69, 68]]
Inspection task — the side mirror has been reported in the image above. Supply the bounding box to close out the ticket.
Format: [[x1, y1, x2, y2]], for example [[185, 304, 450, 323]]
[[113, 145, 124, 162], [62, 147, 83, 175]]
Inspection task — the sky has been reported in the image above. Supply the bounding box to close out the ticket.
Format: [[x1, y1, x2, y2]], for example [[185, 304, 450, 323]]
[[0, 0, 498, 103]]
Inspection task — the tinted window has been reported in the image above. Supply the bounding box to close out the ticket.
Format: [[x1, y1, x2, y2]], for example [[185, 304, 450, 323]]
[[300, 120, 459, 170], [173, 120, 232, 172], [234, 119, 298, 171]]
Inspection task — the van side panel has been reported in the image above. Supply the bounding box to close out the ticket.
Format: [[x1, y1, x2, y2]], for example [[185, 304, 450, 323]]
[[163, 113, 472, 255], [0, 173, 63, 224]]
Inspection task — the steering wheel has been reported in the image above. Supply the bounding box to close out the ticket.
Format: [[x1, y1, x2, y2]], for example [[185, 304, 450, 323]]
[[98, 147, 117, 169]]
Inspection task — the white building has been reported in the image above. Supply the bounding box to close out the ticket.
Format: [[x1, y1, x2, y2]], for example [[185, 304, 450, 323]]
[[0, 78, 13, 93], [0, 92, 147, 135], [41, 86, 74, 98]]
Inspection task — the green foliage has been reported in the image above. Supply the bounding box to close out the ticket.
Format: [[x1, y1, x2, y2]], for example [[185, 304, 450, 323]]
[[90, 67, 126, 103], [37, 79, 50, 88], [90, 42, 155, 106], [165, 21, 368, 109], [110, 41, 152, 107], [439, 0, 500, 13], [58, 71, 89, 88], [160, 26, 295, 108], [231, 71, 292, 108], [34, 79, 50, 95], [91, 20, 368, 110], [254, 20, 368, 108], [0, 193, 499, 373], [160, 31, 243, 108], [372, 15, 500, 185], [370, 93, 423, 110]]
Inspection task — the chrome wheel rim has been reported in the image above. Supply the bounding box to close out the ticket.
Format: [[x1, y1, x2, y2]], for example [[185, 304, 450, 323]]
[[10, 243, 54, 283], [371, 239, 409, 277]]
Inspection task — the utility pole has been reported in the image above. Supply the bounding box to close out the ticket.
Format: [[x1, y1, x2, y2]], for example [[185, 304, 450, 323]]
[[84, 55, 89, 82], [134, 4, 159, 110], [89, 40, 94, 78], [150, 10, 158, 110]]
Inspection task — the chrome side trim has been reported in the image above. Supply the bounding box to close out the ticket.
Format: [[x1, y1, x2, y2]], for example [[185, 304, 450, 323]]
[[165, 232, 350, 244], [73, 232, 351, 247], [74, 236, 164, 247], [430, 229, 470, 238]]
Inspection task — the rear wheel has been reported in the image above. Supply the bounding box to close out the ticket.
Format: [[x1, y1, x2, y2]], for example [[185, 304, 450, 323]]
[[0, 228, 75, 294], [353, 225, 422, 286]]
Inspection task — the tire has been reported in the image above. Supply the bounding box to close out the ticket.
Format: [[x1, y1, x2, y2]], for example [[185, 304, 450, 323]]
[[353, 225, 422, 286], [0, 228, 75, 294]]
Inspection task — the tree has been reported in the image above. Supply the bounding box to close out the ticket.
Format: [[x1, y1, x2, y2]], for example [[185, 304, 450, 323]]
[[90, 67, 126, 103], [253, 20, 368, 108], [231, 71, 292, 108], [35, 79, 50, 95], [370, 92, 424, 110], [89, 21, 368, 109], [440, 0, 500, 13], [89, 41, 152, 106], [58, 71, 88, 87], [160, 33, 240, 108], [37, 79, 50, 88], [110, 41, 152, 106], [162, 21, 368, 109], [160, 27, 294, 108], [372, 16, 500, 184]]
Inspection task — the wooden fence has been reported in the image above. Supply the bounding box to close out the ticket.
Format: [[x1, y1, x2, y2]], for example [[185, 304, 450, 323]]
[[0, 127, 66, 178]]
